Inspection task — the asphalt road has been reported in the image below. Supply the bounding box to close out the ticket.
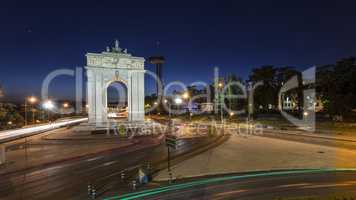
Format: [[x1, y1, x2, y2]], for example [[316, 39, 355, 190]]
[[0, 133, 208, 200], [111, 169, 356, 200], [0, 141, 156, 200]]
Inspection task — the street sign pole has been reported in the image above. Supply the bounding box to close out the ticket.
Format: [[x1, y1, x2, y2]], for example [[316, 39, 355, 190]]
[[166, 135, 177, 183], [167, 146, 171, 172]]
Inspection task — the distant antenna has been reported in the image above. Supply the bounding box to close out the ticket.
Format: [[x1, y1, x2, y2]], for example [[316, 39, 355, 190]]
[[149, 41, 165, 96], [115, 39, 119, 50], [0, 84, 4, 98]]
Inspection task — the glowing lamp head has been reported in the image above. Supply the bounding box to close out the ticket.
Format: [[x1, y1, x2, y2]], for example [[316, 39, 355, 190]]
[[28, 96, 37, 104], [174, 97, 183, 105], [43, 100, 54, 110]]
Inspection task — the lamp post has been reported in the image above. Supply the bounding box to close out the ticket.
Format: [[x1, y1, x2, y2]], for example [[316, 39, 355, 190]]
[[168, 96, 183, 119], [218, 82, 224, 123], [43, 100, 54, 122], [25, 96, 37, 126], [62, 102, 69, 118], [182, 92, 190, 120]]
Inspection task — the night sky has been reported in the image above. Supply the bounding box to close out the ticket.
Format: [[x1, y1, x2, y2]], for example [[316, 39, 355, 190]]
[[1, 0, 356, 101]]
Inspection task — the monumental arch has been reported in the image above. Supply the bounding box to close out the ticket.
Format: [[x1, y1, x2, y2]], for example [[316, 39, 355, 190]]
[[85, 40, 145, 124]]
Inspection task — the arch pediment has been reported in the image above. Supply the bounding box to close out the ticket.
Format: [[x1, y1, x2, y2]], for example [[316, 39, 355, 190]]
[[86, 52, 144, 69]]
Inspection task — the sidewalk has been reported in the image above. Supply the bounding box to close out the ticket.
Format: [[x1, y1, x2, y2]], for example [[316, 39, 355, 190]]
[[154, 134, 356, 181]]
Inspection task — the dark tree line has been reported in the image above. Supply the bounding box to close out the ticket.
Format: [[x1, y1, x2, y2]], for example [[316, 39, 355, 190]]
[[317, 57, 356, 117], [145, 57, 355, 118]]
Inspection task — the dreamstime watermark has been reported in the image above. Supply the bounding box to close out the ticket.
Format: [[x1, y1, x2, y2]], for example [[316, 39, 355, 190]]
[[40, 65, 316, 132]]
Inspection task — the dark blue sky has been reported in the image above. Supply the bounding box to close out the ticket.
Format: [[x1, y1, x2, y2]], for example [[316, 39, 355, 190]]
[[1, 0, 356, 101]]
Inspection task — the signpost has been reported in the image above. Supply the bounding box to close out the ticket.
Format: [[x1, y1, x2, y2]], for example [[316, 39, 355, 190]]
[[165, 135, 178, 183]]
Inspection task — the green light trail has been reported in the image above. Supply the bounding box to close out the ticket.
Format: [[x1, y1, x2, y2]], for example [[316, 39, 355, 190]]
[[103, 168, 356, 200]]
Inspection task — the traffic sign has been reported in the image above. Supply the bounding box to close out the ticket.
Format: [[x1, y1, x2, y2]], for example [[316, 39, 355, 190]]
[[165, 135, 178, 149]]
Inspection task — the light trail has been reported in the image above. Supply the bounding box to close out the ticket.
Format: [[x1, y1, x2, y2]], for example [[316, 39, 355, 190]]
[[0, 118, 88, 143], [104, 168, 356, 200]]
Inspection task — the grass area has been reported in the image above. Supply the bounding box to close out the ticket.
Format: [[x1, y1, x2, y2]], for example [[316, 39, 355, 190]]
[[252, 117, 356, 135], [152, 113, 356, 135]]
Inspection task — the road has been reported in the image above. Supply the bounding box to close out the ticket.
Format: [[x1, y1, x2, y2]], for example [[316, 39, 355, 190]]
[[108, 169, 356, 200], [0, 139, 158, 200], [0, 127, 210, 200]]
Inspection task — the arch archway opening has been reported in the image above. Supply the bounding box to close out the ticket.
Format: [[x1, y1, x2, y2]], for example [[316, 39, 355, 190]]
[[106, 81, 128, 120]]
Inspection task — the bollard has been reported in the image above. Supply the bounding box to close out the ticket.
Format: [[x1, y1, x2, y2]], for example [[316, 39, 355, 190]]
[[87, 184, 92, 195], [132, 180, 137, 190], [91, 189, 96, 199], [169, 172, 173, 184], [121, 172, 125, 181], [0, 145, 6, 165]]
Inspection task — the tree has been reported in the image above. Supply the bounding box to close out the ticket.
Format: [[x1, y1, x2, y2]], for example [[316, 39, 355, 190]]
[[0, 103, 25, 130], [317, 57, 356, 117], [249, 65, 278, 112], [226, 74, 244, 112]]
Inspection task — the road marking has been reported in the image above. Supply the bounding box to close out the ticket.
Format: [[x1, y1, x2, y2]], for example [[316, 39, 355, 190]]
[[86, 156, 102, 162], [277, 183, 311, 188], [213, 189, 247, 197], [103, 161, 117, 166], [301, 183, 351, 189]]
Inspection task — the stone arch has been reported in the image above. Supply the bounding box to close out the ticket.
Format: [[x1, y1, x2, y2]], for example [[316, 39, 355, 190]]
[[85, 41, 145, 126]]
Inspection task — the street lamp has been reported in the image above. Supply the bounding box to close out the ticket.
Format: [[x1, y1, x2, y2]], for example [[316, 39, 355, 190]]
[[62, 102, 69, 117], [43, 100, 54, 122], [174, 97, 182, 105], [25, 96, 37, 126], [182, 92, 191, 119], [217, 82, 224, 123], [182, 92, 189, 100], [43, 100, 54, 109]]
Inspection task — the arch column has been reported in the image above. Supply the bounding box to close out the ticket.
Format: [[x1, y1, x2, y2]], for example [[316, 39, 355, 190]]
[[128, 70, 145, 121]]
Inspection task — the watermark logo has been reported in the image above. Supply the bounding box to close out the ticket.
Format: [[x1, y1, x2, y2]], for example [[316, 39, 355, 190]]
[[39, 64, 316, 134], [278, 67, 316, 132]]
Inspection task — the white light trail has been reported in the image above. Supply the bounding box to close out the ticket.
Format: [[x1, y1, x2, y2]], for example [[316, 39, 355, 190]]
[[0, 118, 88, 142]]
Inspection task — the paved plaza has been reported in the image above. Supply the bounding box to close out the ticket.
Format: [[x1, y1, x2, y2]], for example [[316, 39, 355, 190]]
[[155, 134, 356, 180]]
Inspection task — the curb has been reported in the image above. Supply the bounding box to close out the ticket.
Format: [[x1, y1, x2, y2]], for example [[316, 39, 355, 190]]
[[264, 129, 356, 143]]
